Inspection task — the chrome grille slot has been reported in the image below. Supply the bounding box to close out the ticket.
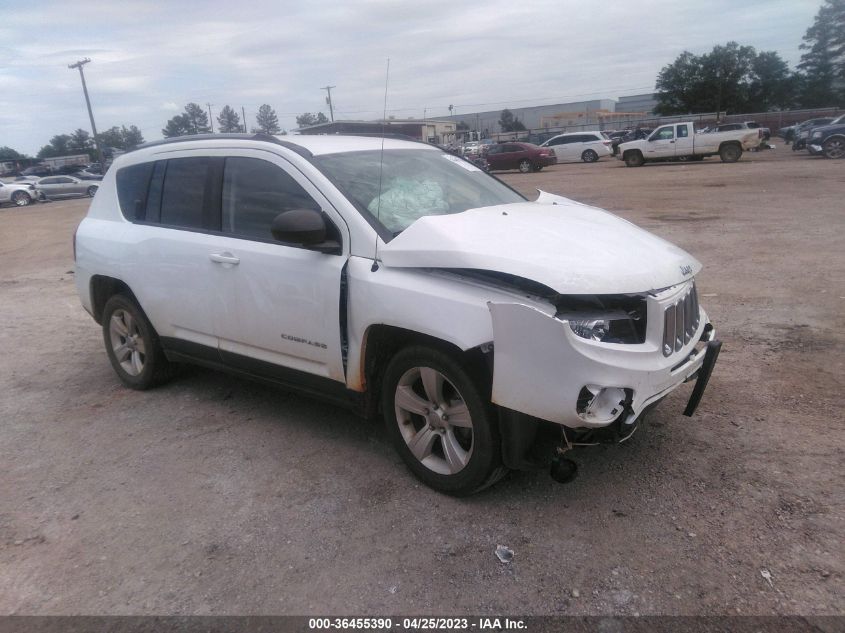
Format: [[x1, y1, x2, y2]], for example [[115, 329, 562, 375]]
[[662, 282, 700, 356]]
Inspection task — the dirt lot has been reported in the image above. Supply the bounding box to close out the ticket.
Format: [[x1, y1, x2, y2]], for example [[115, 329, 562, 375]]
[[1, 150, 843, 616]]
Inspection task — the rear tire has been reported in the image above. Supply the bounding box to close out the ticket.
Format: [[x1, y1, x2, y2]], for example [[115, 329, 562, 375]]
[[581, 149, 598, 163], [87, 185, 98, 197], [382, 346, 506, 496], [719, 143, 742, 163], [518, 159, 533, 173], [102, 293, 175, 390], [624, 151, 644, 167]]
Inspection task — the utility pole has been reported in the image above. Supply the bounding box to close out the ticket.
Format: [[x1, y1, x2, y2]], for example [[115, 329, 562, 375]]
[[242, 106, 247, 133], [68, 58, 105, 169], [321, 85, 336, 122], [207, 103, 214, 133]]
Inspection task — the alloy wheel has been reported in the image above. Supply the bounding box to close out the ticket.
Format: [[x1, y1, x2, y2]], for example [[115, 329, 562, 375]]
[[824, 139, 844, 159], [394, 366, 474, 475], [109, 309, 146, 376]]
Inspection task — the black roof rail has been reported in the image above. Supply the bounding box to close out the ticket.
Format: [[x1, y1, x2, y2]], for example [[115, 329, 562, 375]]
[[130, 133, 313, 158]]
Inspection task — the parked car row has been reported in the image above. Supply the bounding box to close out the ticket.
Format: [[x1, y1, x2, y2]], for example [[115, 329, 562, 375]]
[[0, 175, 100, 207], [787, 115, 845, 158], [15, 162, 103, 179]]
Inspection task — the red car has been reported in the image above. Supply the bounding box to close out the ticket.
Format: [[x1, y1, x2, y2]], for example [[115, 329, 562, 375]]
[[485, 142, 557, 173]]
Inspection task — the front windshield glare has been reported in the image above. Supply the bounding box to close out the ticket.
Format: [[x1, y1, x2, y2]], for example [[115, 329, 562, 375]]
[[314, 149, 525, 235]]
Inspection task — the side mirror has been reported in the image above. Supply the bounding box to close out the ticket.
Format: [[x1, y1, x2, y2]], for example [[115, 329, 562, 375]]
[[271, 208, 340, 254]]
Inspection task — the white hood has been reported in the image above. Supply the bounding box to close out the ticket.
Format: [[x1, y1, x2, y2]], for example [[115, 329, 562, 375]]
[[378, 192, 701, 294]]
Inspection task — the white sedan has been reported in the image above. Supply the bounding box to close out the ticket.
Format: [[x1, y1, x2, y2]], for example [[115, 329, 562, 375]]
[[0, 180, 38, 207]]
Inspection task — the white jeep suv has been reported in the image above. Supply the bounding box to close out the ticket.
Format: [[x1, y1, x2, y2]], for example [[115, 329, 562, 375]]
[[74, 133, 720, 495]]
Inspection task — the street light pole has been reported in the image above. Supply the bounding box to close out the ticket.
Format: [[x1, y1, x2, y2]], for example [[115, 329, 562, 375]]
[[321, 85, 336, 122], [68, 58, 105, 169]]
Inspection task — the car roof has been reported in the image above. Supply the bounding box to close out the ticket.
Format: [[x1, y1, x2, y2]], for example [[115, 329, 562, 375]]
[[129, 133, 437, 162]]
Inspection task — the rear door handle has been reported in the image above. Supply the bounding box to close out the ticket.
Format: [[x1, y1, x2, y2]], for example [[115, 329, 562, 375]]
[[209, 252, 240, 265]]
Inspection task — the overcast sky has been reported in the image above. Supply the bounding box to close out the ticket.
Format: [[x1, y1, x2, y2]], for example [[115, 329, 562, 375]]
[[0, 0, 821, 155]]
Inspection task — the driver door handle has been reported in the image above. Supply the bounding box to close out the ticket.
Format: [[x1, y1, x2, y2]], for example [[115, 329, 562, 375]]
[[209, 252, 240, 265]]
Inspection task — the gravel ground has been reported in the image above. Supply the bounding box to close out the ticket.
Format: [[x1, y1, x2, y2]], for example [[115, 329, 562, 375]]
[[0, 149, 842, 616]]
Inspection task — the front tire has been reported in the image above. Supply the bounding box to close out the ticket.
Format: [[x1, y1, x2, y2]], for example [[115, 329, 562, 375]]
[[719, 143, 742, 163], [382, 346, 506, 495], [822, 137, 845, 159], [11, 191, 32, 207], [581, 149, 598, 163], [102, 294, 174, 390], [624, 151, 644, 167], [87, 185, 98, 197]]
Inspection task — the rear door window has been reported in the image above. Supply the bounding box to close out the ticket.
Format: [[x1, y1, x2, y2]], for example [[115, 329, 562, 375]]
[[160, 158, 212, 229], [677, 125, 689, 138]]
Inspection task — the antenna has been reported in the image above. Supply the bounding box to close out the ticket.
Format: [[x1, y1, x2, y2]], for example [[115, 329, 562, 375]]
[[371, 57, 390, 272]]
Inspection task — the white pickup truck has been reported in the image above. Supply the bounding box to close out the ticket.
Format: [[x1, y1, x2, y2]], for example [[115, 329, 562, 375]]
[[618, 121, 763, 167]]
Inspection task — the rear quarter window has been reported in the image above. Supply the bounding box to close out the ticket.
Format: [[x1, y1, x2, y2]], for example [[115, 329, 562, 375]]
[[116, 163, 154, 221]]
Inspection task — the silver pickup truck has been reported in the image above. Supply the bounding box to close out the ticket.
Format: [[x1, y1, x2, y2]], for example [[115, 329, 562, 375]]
[[618, 122, 763, 167]]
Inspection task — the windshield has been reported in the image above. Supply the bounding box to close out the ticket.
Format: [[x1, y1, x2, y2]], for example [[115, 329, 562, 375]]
[[313, 149, 525, 235]]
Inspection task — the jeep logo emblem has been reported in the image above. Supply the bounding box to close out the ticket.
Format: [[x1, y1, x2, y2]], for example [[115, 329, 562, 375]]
[[680, 265, 693, 276]]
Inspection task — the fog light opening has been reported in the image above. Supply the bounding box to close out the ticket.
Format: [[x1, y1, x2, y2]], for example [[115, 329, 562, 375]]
[[577, 385, 628, 424]]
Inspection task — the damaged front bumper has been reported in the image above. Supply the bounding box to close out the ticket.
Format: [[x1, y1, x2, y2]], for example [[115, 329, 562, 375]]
[[488, 292, 720, 430]]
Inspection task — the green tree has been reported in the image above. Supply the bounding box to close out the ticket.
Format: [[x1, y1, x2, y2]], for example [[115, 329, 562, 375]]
[[99, 125, 145, 149], [162, 114, 191, 138], [748, 51, 797, 111], [69, 129, 92, 153], [656, 42, 793, 114], [797, 0, 845, 106], [498, 109, 525, 132], [121, 125, 145, 148], [162, 103, 211, 137], [98, 126, 125, 148], [295, 111, 328, 127], [0, 146, 26, 160], [184, 102, 211, 134], [37, 134, 72, 158], [255, 104, 281, 133], [217, 105, 242, 133]]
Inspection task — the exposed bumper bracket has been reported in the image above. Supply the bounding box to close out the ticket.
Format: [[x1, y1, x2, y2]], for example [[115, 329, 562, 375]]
[[683, 340, 722, 417]]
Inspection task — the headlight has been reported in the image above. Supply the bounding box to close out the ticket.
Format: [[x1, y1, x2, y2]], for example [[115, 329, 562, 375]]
[[812, 131, 823, 138], [559, 296, 647, 344], [569, 319, 610, 341], [568, 315, 644, 344]]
